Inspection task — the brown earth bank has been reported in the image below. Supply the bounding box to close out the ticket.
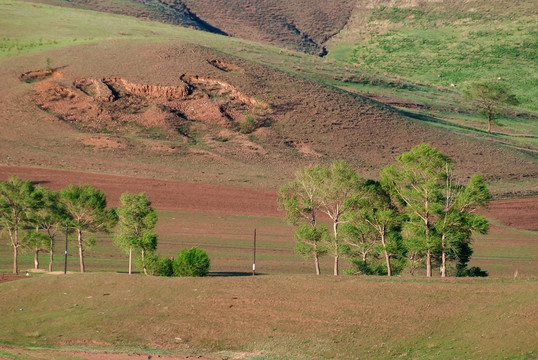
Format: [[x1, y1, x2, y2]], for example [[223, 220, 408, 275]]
[[1, 165, 536, 231]]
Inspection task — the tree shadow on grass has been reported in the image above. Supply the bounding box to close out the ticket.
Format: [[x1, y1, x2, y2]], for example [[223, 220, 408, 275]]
[[208, 271, 267, 277]]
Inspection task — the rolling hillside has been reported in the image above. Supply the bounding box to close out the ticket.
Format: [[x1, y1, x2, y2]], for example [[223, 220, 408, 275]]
[[1, 0, 536, 196]]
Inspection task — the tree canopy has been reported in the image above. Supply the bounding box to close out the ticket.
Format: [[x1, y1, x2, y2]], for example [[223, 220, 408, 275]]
[[466, 81, 519, 133], [60, 184, 117, 272], [114, 192, 158, 275]]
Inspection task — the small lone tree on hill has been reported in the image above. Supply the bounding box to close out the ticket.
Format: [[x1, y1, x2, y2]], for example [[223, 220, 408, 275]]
[[466, 82, 519, 133]]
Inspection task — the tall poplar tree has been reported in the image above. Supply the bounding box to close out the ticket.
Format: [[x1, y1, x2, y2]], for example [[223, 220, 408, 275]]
[[33, 187, 68, 272], [315, 161, 364, 276], [114, 192, 158, 275], [381, 144, 447, 277], [344, 181, 403, 276], [279, 166, 326, 275]]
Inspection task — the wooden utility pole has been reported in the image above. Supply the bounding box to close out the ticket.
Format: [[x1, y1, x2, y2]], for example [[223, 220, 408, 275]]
[[252, 229, 256, 276]]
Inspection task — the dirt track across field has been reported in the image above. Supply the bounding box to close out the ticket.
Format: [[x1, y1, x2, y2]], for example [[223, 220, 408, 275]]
[[1, 165, 537, 230]]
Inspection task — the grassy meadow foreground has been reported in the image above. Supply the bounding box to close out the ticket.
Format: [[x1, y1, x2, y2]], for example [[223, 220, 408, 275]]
[[1, 274, 537, 360], [0, 168, 537, 359]]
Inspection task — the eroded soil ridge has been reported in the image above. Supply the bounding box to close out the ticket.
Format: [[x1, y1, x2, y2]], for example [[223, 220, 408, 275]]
[[27, 69, 269, 137]]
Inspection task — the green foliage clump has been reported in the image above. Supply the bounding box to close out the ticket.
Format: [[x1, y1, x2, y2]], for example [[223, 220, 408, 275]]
[[147, 255, 174, 277], [238, 115, 257, 134], [173, 247, 210, 277]]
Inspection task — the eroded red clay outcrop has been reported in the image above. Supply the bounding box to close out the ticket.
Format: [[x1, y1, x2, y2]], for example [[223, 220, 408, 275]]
[[27, 69, 271, 158], [182, 75, 266, 108], [103, 77, 192, 100]]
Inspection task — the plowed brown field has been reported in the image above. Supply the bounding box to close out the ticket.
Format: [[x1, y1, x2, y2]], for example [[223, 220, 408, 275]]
[[1, 164, 536, 230], [0, 165, 280, 217]]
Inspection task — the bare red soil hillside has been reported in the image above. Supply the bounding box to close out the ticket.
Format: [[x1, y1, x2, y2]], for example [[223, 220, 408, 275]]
[[2, 42, 536, 196]]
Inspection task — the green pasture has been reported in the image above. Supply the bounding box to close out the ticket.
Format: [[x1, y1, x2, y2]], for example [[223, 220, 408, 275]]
[[0, 273, 536, 359], [328, 3, 538, 111], [1, 210, 537, 277]]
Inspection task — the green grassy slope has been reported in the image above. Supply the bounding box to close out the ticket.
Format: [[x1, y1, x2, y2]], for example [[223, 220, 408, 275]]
[[1, 274, 536, 359], [327, 0, 538, 113]]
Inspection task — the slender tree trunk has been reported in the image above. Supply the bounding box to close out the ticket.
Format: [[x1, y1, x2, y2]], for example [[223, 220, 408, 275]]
[[441, 234, 447, 277], [142, 248, 148, 276], [487, 115, 492, 133], [13, 246, 18, 275], [426, 249, 432, 277], [128, 247, 132, 275], [34, 249, 40, 269], [12, 227, 19, 274], [77, 229, 85, 273], [424, 207, 432, 277], [333, 221, 339, 276], [441, 251, 446, 277], [49, 238, 54, 272], [314, 252, 320, 275], [380, 232, 392, 277]]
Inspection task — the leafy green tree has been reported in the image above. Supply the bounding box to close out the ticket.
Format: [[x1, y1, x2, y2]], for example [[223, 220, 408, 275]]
[[344, 181, 403, 276], [114, 192, 158, 275], [293, 224, 329, 274], [24, 228, 49, 270], [382, 144, 448, 277], [279, 166, 325, 274], [466, 82, 519, 133], [173, 247, 210, 277], [0, 176, 42, 274], [60, 184, 117, 273], [280, 160, 363, 276], [33, 187, 68, 272], [437, 174, 490, 277], [315, 160, 364, 276], [340, 221, 379, 274]]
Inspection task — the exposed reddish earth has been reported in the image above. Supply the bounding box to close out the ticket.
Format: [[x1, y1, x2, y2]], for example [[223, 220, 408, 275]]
[[0, 165, 280, 217], [0, 273, 26, 284], [1, 165, 536, 231], [2, 43, 536, 197]]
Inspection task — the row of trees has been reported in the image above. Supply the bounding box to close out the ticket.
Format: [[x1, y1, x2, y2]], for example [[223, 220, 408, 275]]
[[279, 144, 490, 277], [0, 178, 209, 276], [0, 179, 116, 274]]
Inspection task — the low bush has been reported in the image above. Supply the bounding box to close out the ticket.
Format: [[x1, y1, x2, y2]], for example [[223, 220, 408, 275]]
[[173, 247, 210, 277]]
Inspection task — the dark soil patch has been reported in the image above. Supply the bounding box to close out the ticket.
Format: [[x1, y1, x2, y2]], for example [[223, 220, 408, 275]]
[[0, 273, 27, 284]]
